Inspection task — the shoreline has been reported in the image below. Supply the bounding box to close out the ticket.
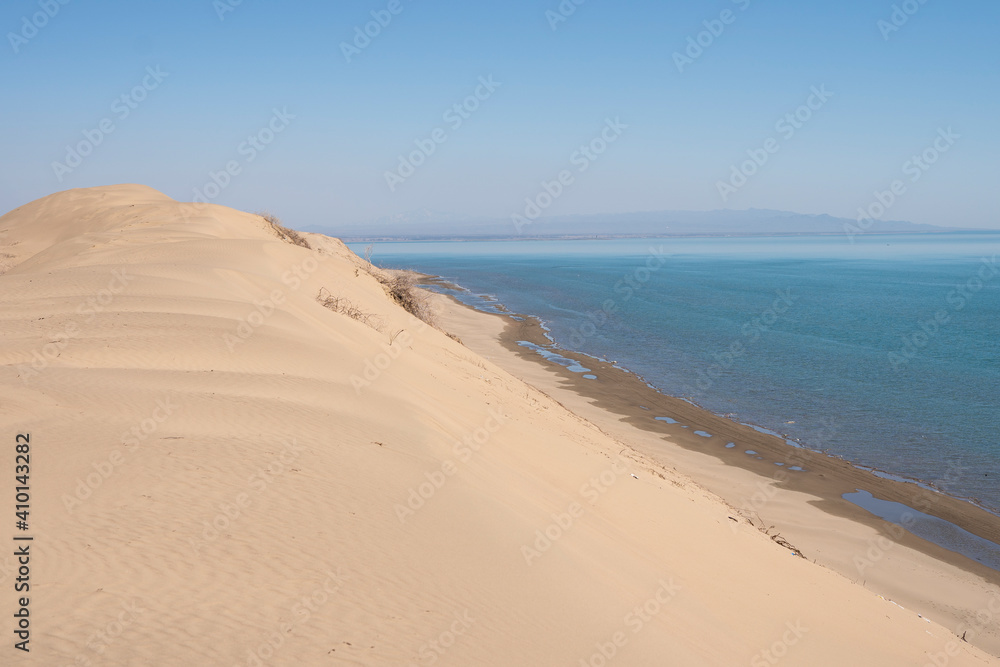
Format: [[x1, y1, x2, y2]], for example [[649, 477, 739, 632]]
[[418, 273, 1000, 531], [417, 274, 1000, 656], [495, 305, 1000, 561]]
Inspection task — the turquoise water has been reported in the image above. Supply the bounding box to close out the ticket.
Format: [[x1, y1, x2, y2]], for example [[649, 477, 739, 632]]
[[351, 234, 1000, 512]]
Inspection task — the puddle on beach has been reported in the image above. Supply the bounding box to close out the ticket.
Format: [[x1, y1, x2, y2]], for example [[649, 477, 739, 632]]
[[513, 341, 817, 479], [516, 341, 591, 374], [843, 490, 1000, 572], [742, 423, 805, 449]]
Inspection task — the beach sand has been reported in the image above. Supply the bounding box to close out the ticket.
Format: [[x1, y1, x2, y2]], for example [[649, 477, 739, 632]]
[[1, 184, 998, 665]]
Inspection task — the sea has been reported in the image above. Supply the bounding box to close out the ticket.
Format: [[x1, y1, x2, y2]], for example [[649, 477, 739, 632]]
[[349, 233, 1000, 514]]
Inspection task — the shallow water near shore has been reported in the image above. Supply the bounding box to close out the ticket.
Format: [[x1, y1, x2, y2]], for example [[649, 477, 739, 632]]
[[353, 233, 1000, 513], [844, 490, 1000, 571]]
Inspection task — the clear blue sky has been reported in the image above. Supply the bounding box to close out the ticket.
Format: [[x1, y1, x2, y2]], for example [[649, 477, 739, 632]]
[[2, 0, 997, 229]]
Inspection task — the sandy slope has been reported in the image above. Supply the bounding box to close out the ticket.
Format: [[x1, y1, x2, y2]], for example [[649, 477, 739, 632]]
[[0, 185, 996, 666], [428, 290, 1000, 660]]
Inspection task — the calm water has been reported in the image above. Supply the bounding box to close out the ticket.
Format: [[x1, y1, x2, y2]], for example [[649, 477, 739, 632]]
[[351, 233, 1000, 512]]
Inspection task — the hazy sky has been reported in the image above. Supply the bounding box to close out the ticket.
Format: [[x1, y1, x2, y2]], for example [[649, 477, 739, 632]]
[[2, 0, 997, 229]]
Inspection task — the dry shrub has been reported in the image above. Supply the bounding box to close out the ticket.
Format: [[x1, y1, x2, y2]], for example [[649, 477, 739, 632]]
[[316, 288, 382, 331], [259, 211, 310, 249], [380, 273, 433, 325]]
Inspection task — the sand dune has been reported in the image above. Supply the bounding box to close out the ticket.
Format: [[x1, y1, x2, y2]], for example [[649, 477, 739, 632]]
[[1, 185, 997, 665]]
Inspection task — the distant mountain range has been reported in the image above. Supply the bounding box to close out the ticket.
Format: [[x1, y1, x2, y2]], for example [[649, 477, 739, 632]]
[[304, 208, 956, 242]]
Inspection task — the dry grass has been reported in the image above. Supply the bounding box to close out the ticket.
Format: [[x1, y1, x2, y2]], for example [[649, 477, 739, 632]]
[[259, 211, 310, 249], [378, 273, 433, 325], [316, 287, 382, 331], [766, 528, 806, 559]]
